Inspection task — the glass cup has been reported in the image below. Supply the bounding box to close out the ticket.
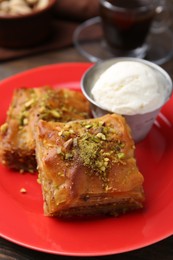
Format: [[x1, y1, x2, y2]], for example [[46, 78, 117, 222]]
[[99, 0, 166, 58]]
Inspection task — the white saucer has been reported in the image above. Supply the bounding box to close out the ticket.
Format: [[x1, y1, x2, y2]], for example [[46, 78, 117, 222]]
[[73, 17, 173, 65]]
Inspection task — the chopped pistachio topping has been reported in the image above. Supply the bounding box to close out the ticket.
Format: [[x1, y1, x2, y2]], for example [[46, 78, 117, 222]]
[[18, 92, 37, 127], [57, 172, 64, 177], [56, 146, 62, 154], [61, 130, 71, 140], [24, 98, 35, 109], [0, 123, 8, 134], [49, 109, 61, 118], [39, 107, 62, 121], [56, 119, 126, 189], [23, 118, 28, 125], [20, 188, 27, 193], [64, 153, 73, 160], [19, 111, 29, 126], [96, 132, 106, 140], [117, 152, 125, 159], [78, 133, 101, 170], [85, 124, 93, 129]]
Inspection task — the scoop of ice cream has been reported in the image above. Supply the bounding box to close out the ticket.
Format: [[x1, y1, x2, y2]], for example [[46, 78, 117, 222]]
[[91, 61, 167, 115]]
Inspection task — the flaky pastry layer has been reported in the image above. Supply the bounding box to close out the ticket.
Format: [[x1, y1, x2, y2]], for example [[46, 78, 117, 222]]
[[35, 114, 145, 218], [0, 86, 91, 172]]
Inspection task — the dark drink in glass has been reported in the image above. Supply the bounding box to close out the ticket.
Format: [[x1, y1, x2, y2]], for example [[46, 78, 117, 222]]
[[100, 0, 157, 56]]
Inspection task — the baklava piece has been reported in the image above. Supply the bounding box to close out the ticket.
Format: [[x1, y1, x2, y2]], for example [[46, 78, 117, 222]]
[[35, 114, 145, 218], [0, 86, 91, 172], [0, 87, 37, 172]]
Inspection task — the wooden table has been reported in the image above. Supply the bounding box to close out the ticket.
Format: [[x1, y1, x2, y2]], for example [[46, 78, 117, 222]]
[[0, 44, 173, 260]]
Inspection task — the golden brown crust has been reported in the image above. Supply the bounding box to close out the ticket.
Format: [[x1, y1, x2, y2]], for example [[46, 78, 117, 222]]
[[0, 86, 91, 172], [35, 114, 145, 218], [0, 88, 37, 172]]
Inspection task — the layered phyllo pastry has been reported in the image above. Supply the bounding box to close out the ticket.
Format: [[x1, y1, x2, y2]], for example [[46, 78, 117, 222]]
[[35, 114, 145, 217], [0, 86, 91, 172]]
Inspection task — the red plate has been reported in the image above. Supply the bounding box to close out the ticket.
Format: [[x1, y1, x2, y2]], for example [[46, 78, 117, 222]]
[[0, 63, 173, 256]]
